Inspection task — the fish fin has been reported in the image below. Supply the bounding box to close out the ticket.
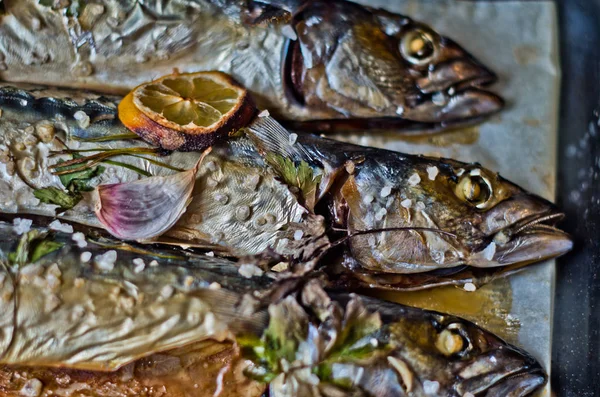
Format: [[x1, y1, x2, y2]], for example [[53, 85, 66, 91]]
[[247, 115, 347, 207], [246, 115, 312, 161], [244, 1, 293, 25]]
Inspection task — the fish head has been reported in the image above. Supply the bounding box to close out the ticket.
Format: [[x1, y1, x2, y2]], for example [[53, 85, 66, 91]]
[[342, 155, 572, 273], [379, 302, 547, 396], [284, 1, 503, 128]]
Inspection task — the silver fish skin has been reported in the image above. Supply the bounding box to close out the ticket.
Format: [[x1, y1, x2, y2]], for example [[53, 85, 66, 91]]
[[0, 225, 546, 397], [0, 0, 502, 133], [0, 223, 271, 372], [0, 84, 570, 289]]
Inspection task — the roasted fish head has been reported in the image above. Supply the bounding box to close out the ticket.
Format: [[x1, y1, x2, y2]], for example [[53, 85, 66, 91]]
[[284, 0, 504, 130], [340, 153, 572, 275], [352, 295, 547, 397]]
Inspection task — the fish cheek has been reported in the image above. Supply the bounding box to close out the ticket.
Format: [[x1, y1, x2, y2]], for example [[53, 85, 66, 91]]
[[340, 176, 436, 273]]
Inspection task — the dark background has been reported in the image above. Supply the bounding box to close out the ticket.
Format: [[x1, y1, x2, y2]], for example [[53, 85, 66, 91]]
[[553, 0, 600, 396]]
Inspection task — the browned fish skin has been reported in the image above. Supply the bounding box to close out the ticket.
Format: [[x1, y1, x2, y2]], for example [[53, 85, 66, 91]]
[[0, 84, 570, 290], [0, 0, 502, 133]]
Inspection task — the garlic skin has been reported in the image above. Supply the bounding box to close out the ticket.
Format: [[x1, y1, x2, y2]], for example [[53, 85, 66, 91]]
[[94, 149, 209, 241]]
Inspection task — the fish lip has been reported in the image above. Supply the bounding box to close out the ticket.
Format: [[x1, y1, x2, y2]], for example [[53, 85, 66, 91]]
[[462, 367, 547, 397], [473, 211, 573, 267]]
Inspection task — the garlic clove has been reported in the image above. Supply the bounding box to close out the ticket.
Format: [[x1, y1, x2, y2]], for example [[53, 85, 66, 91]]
[[95, 148, 210, 241]]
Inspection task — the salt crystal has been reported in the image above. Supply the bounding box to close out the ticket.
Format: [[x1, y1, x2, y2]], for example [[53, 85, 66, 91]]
[[464, 393, 475, 397], [294, 230, 304, 241], [401, 199, 412, 208], [13, 218, 32, 235], [481, 242, 497, 261], [149, 260, 159, 267], [470, 168, 482, 176], [464, 283, 477, 292], [80, 252, 92, 263], [73, 110, 90, 129], [456, 168, 465, 176], [408, 173, 421, 186], [235, 205, 251, 221], [258, 109, 270, 118], [209, 282, 222, 290], [94, 250, 117, 272], [19, 378, 43, 397], [49, 220, 73, 234], [363, 194, 374, 204], [289, 133, 298, 145], [380, 185, 392, 198], [133, 258, 145, 273], [71, 232, 87, 248], [427, 166, 439, 181], [415, 201, 426, 211], [206, 251, 215, 257], [375, 207, 387, 221], [160, 285, 174, 299], [423, 380, 440, 395], [238, 264, 264, 279]]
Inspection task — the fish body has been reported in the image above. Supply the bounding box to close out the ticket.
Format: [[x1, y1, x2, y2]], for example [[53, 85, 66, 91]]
[[0, 0, 502, 133], [0, 224, 546, 396], [0, 84, 570, 289]]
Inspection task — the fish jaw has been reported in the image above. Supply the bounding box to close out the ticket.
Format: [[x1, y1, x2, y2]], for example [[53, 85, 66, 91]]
[[454, 346, 546, 396], [467, 196, 573, 268]]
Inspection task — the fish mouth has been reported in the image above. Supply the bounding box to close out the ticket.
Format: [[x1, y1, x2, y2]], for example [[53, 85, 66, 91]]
[[469, 212, 573, 267], [456, 347, 547, 396]]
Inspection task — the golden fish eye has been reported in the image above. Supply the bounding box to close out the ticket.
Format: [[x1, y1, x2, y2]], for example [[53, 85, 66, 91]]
[[400, 28, 437, 65], [455, 173, 493, 209], [436, 323, 473, 358]]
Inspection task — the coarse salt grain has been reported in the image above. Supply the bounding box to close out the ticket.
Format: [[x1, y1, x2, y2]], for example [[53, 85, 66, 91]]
[[73, 110, 90, 129], [80, 252, 92, 263], [481, 242, 497, 261], [133, 258, 145, 273], [258, 109, 270, 118], [289, 133, 298, 145], [415, 201, 426, 211], [375, 207, 387, 221], [71, 232, 87, 248], [149, 260, 159, 267], [49, 219, 73, 234], [294, 230, 304, 240], [94, 250, 117, 272], [427, 166, 439, 180], [13, 218, 32, 235], [160, 285, 174, 299], [464, 283, 477, 292], [401, 199, 412, 208], [238, 264, 264, 279], [363, 194, 374, 204], [380, 185, 392, 198], [209, 282, 222, 290], [423, 380, 440, 395], [408, 173, 421, 186], [206, 251, 215, 257]]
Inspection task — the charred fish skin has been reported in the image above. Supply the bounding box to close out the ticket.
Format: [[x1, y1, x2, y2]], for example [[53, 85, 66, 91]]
[[0, 84, 570, 289], [0, 224, 547, 397], [0, 0, 501, 132]]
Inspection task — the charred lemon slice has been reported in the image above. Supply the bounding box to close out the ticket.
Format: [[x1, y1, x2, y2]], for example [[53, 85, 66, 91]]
[[119, 71, 256, 151]]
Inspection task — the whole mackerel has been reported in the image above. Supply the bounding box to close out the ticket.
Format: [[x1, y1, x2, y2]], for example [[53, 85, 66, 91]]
[[0, 223, 547, 396], [0, 0, 503, 133], [0, 84, 571, 290]]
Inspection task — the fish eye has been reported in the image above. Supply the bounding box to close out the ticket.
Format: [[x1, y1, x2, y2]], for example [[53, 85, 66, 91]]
[[435, 323, 473, 358], [400, 28, 437, 65], [455, 171, 493, 209]]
